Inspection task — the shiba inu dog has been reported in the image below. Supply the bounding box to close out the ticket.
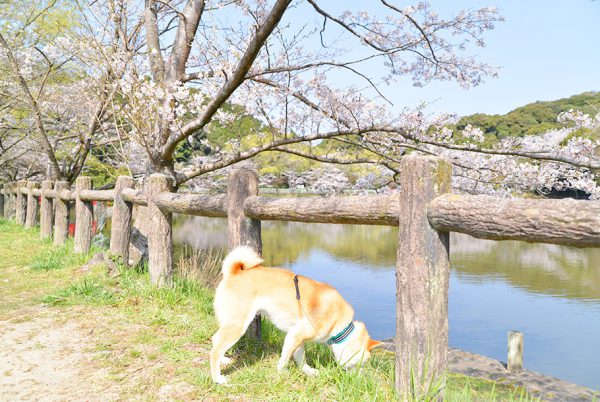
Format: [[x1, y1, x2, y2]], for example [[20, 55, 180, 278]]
[[210, 246, 382, 384]]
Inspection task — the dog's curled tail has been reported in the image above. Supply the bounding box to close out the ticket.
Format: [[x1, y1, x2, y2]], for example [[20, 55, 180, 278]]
[[221, 246, 263, 276]]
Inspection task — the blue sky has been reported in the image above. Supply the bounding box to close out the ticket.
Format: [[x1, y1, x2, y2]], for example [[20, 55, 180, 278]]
[[402, 0, 600, 116], [294, 0, 600, 116]]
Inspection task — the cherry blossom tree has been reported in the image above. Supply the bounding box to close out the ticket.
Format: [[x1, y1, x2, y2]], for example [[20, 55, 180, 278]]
[[0, 0, 140, 182], [113, 0, 503, 188]]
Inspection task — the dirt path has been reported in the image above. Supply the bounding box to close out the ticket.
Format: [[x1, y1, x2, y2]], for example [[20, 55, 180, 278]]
[[0, 307, 119, 402]]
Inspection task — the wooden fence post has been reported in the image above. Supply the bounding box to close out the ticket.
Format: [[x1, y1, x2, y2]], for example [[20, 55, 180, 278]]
[[147, 174, 173, 287], [74, 177, 93, 253], [508, 331, 524, 373], [8, 182, 16, 219], [396, 155, 452, 399], [227, 168, 262, 340], [0, 184, 8, 218], [40, 181, 54, 239], [53, 181, 70, 246], [25, 181, 39, 228], [15, 180, 27, 225], [110, 176, 134, 264]]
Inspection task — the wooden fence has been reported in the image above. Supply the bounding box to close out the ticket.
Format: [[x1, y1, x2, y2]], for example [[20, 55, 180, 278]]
[[2, 155, 600, 397]]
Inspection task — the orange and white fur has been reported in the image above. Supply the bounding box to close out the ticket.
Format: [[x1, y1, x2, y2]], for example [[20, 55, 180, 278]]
[[210, 246, 382, 384]]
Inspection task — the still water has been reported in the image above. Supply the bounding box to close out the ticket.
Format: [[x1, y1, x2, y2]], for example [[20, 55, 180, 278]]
[[173, 215, 600, 389]]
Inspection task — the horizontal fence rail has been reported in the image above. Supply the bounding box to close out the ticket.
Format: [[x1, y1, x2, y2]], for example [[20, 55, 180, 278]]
[[428, 194, 600, 247], [244, 193, 399, 226], [154, 192, 227, 217]]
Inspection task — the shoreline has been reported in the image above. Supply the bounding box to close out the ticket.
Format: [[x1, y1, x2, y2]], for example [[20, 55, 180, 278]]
[[382, 340, 599, 401]]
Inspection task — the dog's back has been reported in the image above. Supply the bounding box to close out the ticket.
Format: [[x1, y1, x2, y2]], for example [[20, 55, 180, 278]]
[[214, 246, 353, 337]]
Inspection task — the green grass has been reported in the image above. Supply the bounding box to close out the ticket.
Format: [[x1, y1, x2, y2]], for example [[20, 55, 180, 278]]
[[0, 217, 540, 401]]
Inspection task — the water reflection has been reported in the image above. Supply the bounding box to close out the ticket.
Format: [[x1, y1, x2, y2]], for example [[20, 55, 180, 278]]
[[172, 215, 600, 388], [174, 215, 600, 302]]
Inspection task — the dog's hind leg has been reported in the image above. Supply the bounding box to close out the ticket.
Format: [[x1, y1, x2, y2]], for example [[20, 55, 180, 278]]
[[293, 345, 319, 376], [210, 324, 246, 384]]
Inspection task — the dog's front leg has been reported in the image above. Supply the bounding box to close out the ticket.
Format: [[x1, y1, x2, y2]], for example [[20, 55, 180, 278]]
[[293, 345, 319, 376], [277, 329, 306, 372]]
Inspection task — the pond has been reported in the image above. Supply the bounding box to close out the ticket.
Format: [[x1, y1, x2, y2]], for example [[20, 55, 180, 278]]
[[172, 215, 600, 390]]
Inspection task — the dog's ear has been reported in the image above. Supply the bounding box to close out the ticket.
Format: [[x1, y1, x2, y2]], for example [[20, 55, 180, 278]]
[[367, 339, 383, 351]]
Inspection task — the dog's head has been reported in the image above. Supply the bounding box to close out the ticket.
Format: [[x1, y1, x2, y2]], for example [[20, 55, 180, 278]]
[[331, 321, 382, 369]]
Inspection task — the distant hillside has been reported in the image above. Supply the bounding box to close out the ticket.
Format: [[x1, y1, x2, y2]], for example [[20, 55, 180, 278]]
[[454, 91, 600, 138]]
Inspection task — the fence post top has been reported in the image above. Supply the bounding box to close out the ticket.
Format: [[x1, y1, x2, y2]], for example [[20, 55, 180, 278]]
[[27, 181, 40, 188], [76, 176, 92, 186], [228, 167, 259, 178]]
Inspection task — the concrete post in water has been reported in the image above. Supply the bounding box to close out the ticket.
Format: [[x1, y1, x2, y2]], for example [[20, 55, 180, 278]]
[[147, 174, 173, 287], [508, 331, 524, 373], [227, 168, 262, 340], [395, 155, 452, 399], [53, 180, 70, 246], [40, 181, 54, 239], [25, 181, 40, 228], [110, 176, 134, 265], [15, 180, 27, 225], [74, 177, 93, 253]]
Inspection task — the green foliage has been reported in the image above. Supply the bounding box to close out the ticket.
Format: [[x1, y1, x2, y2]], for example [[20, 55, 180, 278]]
[[82, 154, 130, 187], [454, 91, 600, 138]]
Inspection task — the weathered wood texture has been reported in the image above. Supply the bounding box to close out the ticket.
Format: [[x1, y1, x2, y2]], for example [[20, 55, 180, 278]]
[[25, 181, 40, 228], [428, 194, 600, 247], [396, 156, 452, 399], [40, 181, 54, 239], [4, 183, 14, 218], [31, 188, 42, 196], [0, 185, 4, 218], [154, 193, 226, 217], [74, 177, 94, 253], [110, 176, 134, 265], [15, 181, 27, 225], [244, 193, 399, 225], [122, 188, 148, 206], [79, 189, 115, 202], [508, 331, 524, 373], [227, 168, 262, 339], [53, 181, 70, 246], [147, 174, 173, 287]]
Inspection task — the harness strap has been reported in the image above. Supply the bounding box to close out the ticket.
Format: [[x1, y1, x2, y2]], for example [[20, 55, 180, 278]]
[[294, 274, 301, 300]]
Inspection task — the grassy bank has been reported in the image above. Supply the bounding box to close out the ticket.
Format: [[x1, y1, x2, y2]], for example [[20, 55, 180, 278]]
[[0, 218, 537, 401]]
